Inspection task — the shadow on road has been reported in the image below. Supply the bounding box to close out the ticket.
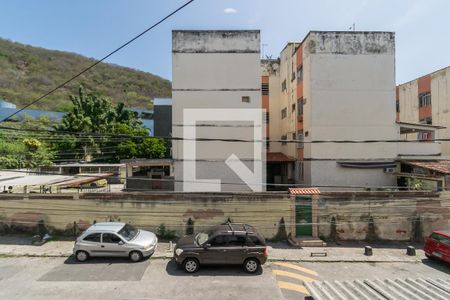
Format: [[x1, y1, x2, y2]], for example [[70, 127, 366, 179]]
[[39, 255, 151, 281], [165, 259, 263, 277], [63, 255, 151, 264], [421, 258, 450, 275]]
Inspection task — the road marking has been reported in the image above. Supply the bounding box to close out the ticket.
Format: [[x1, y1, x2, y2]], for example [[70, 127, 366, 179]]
[[277, 281, 310, 295], [273, 262, 319, 276], [272, 269, 315, 283]]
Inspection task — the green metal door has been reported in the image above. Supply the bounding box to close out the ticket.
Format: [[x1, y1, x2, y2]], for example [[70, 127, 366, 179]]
[[296, 196, 312, 236]]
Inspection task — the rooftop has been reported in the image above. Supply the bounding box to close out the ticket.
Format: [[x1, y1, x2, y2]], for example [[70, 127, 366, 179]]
[[87, 222, 125, 233], [403, 160, 450, 175]]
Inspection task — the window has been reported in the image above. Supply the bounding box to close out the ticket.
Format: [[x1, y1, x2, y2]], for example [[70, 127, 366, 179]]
[[281, 135, 287, 145], [418, 92, 431, 107], [241, 96, 250, 103], [292, 103, 296, 112], [396, 100, 400, 113], [247, 235, 264, 246], [297, 65, 303, 82], [264, 112, 269, 124], [292, 133, 296, 140], [297, 98, 303, 118], [297, 130, 304, 149], [281, 80, 287, 92], [266, 139, 270, 150], [420, 117, 432, 125], [102, 233, 122, 244], [291, 71, 296, 82], [210, 235, 227, 247], [430, 233, 450, 245], [281, 108, 287, 119], [83, 233, 101, 243], [226, 235, 246, 246], [261, 83, 269, 96]]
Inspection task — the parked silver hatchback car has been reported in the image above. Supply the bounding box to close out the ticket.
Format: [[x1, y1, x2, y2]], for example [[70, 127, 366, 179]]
[[73, 222, 157, 262]]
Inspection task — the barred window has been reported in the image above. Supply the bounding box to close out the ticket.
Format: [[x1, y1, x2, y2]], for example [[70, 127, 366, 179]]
[[262, 83, 269, 96], [418, 92, 431, 107]]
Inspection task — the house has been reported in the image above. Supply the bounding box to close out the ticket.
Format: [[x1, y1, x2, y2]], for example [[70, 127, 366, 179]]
[[122, 158, 174, 191]]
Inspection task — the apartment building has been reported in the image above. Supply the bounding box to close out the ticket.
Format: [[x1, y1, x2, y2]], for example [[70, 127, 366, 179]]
[[397, 66, 450, 155], [172, 30, 264, 192], [263, 31, 442, 190]]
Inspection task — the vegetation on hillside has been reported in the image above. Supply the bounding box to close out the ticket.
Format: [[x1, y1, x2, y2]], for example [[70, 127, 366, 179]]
[[0, 38, 171, 111]]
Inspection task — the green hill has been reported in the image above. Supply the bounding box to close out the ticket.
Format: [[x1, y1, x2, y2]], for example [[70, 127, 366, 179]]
[[0, 38, 171, 111]]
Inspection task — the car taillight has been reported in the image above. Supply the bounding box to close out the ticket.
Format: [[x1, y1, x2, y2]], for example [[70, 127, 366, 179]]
[[264, 246, 268, 257]]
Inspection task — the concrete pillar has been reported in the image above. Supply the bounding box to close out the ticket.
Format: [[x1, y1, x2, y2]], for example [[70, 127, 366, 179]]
[[290, 194, 296, 236], [312, 195, 319, 238]]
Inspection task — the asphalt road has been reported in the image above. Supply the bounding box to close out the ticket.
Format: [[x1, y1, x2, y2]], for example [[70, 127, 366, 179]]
[[0, 256, 448, 300]]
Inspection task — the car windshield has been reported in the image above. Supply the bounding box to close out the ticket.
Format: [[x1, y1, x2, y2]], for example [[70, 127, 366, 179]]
[[195, 232, 209, 246], [118, 224, 139, 241]]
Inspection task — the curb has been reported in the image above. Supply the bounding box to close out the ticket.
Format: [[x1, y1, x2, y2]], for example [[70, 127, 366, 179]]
[[0, 253, 423, 263]]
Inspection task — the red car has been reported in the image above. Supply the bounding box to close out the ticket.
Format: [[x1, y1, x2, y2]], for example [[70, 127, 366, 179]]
[[424, 231, 450, 263]]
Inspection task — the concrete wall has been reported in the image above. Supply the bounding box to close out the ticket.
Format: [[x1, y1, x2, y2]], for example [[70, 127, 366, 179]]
[[0, 192, 292, 239], [172, 30, 264, 192], [315, 192, 449, 241]]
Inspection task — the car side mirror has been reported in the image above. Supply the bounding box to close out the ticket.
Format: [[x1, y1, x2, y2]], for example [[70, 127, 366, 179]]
[[118, 241, 124, 245]]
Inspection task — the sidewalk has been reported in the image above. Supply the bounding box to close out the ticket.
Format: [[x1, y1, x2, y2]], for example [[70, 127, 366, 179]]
[[0, 235, 425, 262]]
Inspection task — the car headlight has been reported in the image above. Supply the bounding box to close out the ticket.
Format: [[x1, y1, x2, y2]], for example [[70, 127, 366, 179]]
[[175, 248, 183, 256]]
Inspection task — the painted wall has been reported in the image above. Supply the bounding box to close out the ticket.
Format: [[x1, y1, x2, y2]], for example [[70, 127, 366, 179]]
[[0, 193, 293, 239], [316, 192, 450, 241], [172, 30, 263, 192]]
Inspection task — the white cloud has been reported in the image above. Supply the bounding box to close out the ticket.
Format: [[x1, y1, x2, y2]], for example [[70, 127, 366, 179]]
[[224, 7, 237, 14]]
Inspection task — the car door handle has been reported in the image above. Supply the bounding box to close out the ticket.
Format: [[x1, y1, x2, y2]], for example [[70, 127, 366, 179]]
[[101, 245, 105, 248]]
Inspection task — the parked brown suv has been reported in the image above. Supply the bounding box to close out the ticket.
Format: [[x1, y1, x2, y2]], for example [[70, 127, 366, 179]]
[[174, 223, 267, 273]]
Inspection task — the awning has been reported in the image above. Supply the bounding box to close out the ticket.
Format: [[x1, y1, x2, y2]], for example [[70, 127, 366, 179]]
[[402, 160, 450, 175], [289, 187, 320, 195], [267, 152, 295, 162], [338, 161, 396, 169]]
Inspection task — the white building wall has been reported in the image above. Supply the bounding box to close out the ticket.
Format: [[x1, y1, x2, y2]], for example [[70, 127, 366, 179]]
[[302, 31, 398, 188], [172, 30, 263, 192], [399, 80, 419, 123], [431, 67, 450, 157]]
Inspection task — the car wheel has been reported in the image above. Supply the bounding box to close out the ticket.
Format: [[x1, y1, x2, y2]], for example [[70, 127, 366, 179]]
[[244, 258, 260, 273], [129, 251, 143, 262], [183, 258, 200, 273], [75, 250, 89, 262]]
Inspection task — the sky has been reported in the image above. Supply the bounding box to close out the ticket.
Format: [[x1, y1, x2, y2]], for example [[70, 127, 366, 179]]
[[0, 0, 449, 83]]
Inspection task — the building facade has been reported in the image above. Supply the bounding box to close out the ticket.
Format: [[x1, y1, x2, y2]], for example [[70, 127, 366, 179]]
[[397, 66, 450, 156], [172, 30, 264, 192], [263, 31, 442, 190]]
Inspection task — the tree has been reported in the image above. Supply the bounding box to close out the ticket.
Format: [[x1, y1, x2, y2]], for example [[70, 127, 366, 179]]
[[55, 86, 166, 162], [22, 138, 55, 168]]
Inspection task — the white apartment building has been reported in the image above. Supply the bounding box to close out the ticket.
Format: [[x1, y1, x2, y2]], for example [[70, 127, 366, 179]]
[[263, 31, 442, 190], [172, 30, 264, 192]]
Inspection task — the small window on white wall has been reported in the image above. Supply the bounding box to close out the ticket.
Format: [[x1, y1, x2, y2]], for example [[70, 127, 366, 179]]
[[242, 96, 250, 103]]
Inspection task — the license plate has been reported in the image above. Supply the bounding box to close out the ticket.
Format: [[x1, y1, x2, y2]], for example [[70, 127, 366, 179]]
[[432, 251, 443, 258]]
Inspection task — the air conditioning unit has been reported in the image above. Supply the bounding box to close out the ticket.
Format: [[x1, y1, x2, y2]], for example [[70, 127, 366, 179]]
[[384, 167, 395, 173]]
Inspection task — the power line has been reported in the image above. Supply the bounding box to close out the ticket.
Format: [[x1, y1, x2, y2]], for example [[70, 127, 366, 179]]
[[0, 0, 195, 123], [1, 125, 450, 144]]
